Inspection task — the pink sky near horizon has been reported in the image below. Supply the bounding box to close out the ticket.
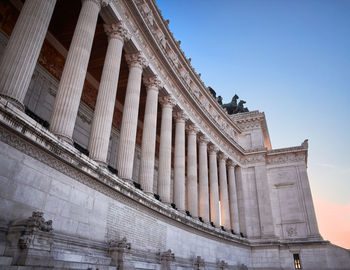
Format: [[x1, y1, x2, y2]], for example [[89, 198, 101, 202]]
[[313, 197, 350, 249]]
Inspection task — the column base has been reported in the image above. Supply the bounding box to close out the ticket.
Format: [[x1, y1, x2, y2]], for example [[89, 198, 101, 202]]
[[0, 94, 25, 111]]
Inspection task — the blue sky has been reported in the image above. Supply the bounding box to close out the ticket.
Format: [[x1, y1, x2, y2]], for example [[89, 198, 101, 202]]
[[156, 0, 350, 207]]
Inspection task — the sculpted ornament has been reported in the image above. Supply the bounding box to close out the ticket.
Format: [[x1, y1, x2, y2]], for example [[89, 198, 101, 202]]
[[104, 22, 130, 42], [143, 75, 163, 91], [198, 134, 209, 145], [159, 95, 176, 108], [125, 52, 147, 69], [218, 152, 228, 161], [173, 109, 188, 122], [208, 144, 219, 154], [186, 123, 199, 135]]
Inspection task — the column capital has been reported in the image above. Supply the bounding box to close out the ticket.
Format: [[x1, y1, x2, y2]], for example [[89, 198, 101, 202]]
[[125, 52, 147, 69], [82, 0, 105, 9], [186, 123, 199, 135], [159, 94, 176, 108], [218, 152, 228, 161], [173, 109, 188, 123], [208, 144, 219, 154], [227, 159, 236, 168], [104, 22, 130, 42], [198, 134, 209, 145], [143, 75, 163, 91]]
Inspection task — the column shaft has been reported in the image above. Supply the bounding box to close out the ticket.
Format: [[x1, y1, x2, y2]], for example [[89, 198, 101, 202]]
[[116, 53, 146, 179], [89, 23, 128, 164], [139, 76, 162, 193], [208, 145, 220, 226], [0, 0, 56, 110], [50, 0, 100, 142], [186, 125, 198, 217], [157, 96, 174, 203], [173, 111, 187, 211], [227, 163, 240, 233], [198, 136, 210, 222], [218, 154, 230, 229]]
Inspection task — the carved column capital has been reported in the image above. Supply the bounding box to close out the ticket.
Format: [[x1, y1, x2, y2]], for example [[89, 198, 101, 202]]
[[208, 144, 219, 154], [218, 152, 228, 161], [173, 109, 188, 123], [198, 134, 209, 145], [159, 94, 176, 108], [143, 75, 163, 91], [186, 123, 199, 135], [104, 22, 130, 42], [227, 159, 236, 168], [125, 52, 147, 69]]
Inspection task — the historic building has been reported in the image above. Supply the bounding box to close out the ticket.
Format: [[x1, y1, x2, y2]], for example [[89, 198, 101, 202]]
[[0, 0, 349, 269]]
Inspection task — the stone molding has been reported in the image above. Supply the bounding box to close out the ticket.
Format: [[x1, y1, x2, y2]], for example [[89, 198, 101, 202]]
[[104, 22, 130, 42]]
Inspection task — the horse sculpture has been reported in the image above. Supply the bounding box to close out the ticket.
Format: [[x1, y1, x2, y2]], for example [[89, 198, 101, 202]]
[[221, 94, 249, 114], [222, 94, 239, 114]]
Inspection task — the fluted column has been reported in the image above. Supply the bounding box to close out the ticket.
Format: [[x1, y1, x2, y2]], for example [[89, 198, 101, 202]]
[[0, 0, 56, 110], [198, 135, 210, 222], [88, 22, 129, 165], [50, 0, 101, 142], [139, 75, 163, 193], [227, 160, 240, 234], [173, 110, 187, 211], [157, 95, 175, 203], [186, 123, 199, 217], [116, 52, 147, 179], [208, 144, 220, 226], [218, 153, 230, 229]]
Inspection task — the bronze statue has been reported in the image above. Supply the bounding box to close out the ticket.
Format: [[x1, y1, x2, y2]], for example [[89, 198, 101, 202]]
[[221, 94, 249, 114], [222, 94, 239, 114]]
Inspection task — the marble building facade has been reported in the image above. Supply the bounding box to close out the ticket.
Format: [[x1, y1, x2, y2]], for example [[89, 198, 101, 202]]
[[0, 0, 349, 269]]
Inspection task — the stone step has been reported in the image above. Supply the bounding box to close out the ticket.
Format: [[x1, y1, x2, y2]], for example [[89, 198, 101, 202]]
[[0, 255, 12, 265]]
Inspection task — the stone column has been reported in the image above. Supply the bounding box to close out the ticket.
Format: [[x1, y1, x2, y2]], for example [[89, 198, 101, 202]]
[[208, 144, 220, 226], [198, 135, 210, 223], [50, 0, 101, 142], [218, 153, 230, 229], [139, 75, 163, 194], [173, 110, 187, 211], [227, 160, 240, 234], [0, 0, 56, 110], [186, 123, 199, 217], [88, 22, 129, 165], [116, 52, 147, 180], [157, 95, 175, 203]]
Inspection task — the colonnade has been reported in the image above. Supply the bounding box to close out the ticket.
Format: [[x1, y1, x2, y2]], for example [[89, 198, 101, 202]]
[[0, 0, 242, 232]]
